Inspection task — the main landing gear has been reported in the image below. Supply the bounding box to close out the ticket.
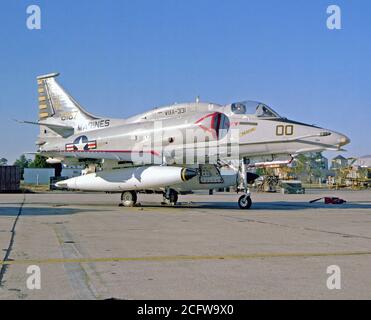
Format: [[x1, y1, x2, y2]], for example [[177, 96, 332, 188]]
[[120, 191, 137, 207], [162, 189, 178, 206], [120, 189, 179, 207]]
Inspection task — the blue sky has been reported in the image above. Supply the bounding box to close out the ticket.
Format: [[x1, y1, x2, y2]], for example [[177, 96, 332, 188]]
[[1, 0, 370, 163]]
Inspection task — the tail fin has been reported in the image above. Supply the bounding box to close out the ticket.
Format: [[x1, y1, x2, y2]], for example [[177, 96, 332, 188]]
[[36, 73, 100, 143], [37, 73, 98, 122]]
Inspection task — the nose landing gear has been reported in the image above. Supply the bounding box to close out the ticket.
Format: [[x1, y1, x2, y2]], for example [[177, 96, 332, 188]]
[[238, 194, 252, 209], [237, 158, 259, 210]]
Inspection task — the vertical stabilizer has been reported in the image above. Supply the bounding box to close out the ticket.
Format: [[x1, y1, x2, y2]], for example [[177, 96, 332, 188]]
[[36, 73, 100, 143], [37, 73, 98, 122]]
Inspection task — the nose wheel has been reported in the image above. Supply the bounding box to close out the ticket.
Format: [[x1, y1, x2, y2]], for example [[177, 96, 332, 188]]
[[238, 194, 252, 209], [120, 191, 137, 207], [236, 158, 257, 210]]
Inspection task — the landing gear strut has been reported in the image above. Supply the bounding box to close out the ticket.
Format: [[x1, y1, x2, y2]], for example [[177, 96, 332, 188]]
[[237, 158, 257, 210], [162, 189, 178, 206], [120, 191, 137, 207]]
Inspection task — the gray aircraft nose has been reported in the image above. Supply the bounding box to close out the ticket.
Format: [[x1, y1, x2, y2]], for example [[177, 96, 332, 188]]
[[336, 133, 351, 147], [319, 129, 350, 150]]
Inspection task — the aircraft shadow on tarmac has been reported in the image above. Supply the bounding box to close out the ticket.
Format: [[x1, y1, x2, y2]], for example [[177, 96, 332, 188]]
[[250, 202, 371, 211], [0, 206, 105, 216], [0, 202, 370, 216], [139, 201, 371, 211]]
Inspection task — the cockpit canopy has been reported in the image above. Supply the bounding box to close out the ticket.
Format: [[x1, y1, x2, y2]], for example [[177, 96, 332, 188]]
[[230, 101, 281, 118]]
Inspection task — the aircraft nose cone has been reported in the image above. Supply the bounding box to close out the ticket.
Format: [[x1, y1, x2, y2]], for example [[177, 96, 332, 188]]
[[181, 168, 198, 181], [338, 134, 351, 147]]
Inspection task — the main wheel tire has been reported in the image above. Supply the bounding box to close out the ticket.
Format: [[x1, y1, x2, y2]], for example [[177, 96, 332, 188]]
[[163, 189, 178, 206], [121, 191, 137, 207], [169, 190, 178, 205], [238, 195, 252, 209]]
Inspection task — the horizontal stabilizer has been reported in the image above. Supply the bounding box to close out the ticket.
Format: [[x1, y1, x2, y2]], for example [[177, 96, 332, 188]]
[[16, 120, 75, 138]]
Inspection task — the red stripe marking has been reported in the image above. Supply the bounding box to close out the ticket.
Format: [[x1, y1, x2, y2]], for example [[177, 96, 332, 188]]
[[60, 150, 160, 156]]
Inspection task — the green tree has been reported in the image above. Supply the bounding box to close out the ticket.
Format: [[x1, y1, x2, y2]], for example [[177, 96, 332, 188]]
[[29, 154, 53, 168], [292, 153, 327, 183], [0, 158, 8, 166], [13, 154, 31, 179], [293, 154, 308, 177]]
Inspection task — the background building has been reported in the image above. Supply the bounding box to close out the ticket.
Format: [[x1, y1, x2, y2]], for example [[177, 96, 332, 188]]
[[331, 155, 349, 170], [24, 168, 82, 185], [353, 155, 371, 168]]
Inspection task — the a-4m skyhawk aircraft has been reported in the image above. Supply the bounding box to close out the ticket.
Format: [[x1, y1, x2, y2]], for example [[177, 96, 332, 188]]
[[21, 73, 350, 209]]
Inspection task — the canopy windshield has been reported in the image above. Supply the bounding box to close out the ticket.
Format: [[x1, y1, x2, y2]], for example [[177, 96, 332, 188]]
[[231, 101, 281, 118]]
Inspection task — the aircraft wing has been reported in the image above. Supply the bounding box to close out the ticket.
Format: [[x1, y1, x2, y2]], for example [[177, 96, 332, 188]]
[[41, 150, 163, 165]]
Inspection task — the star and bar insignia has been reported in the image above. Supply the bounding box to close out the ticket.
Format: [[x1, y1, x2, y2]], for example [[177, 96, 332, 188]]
[[65, 136, 97, 152]]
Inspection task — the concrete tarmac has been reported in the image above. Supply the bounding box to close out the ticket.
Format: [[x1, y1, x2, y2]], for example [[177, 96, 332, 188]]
[[0, 189, 370, 300]]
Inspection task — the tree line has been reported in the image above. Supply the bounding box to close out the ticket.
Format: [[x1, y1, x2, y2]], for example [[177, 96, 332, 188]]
[[0, 154, 53, 178], [0, 154, 52, 168]]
